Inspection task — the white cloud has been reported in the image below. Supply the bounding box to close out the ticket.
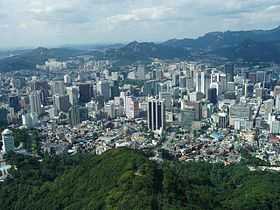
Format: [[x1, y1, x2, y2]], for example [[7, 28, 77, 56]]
[[0, 0, 280, 48]]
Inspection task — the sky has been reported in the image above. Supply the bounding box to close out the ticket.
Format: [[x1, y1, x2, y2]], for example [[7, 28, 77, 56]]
[[0, 0, 280, 49]]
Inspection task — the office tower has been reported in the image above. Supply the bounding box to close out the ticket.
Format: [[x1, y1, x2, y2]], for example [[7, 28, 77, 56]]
[[224, 63, 234, 82], [243, 82, 254, 98], [1, 129, 15, 154], [69, 106, 80, 127], [207, 88, 218, 104], [126, 96, 139, 119], [51, 80, 65, 96], [179, 76, 187, 89], [110, 81, 120, 98], [29, 91, 43, 115], [201, 71, 211, 95], [0, 108, 8, 126], [194, 70, 202, 93], [147, 99, 165, 132], [172, 73, 180, 87], [97, 81, 110, 101], [31, 80, 49, 105], [78, 83, 92, 103], [9, 95, 20, 112], [180, 106, 196, 130], [67, 86, 79, 105], [53, 95, 71, 113]]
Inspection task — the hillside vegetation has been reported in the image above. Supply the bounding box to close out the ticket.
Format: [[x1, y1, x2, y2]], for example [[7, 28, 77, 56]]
[[1, 149, 280, 210]]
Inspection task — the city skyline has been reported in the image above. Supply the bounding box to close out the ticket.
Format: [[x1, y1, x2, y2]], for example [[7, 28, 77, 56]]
[[0, 0, 280, 48]]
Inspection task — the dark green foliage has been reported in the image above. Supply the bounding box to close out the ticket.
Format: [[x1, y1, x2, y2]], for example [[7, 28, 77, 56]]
[[13, 129, 40, 154], [1, 149, 280, 210]]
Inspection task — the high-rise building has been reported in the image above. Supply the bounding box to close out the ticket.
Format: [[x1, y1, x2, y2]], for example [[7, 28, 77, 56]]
[[218, 112, 229, 129], [29, 91, 43, 115], [9, 95, 21, 112], [53, 95, 71, 113], [194, 70, 202, 93], [69, 106, 80, 127], [78, 83, 92, 103], [104, 101, 116, 119], [201, 71, 211, 95], [66, 86, 79, 105], [64, 74, 72, 85], [1, 129, 15, 154], [224, 63, 234, 82], [51, 81, 65, 96], [31, 80, 49, 105], [229, 104, 252, 127], [147, 99, 165, 132], [126, 96, 139, 119], [97, 81, 110, 101], [207, 88, 218, 104], [180, 106, 196, 130]]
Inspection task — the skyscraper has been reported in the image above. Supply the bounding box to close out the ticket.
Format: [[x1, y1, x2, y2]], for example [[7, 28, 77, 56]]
[[97, 81, 111, 101], [51, 81, 65, 96], [207, 88, 218, 105], [69, 106, 81, 127], [224, 63, 234, 82], [1, 129, 15, 154], [53, 95, 71, 113], [29, 91, 43, 115], [67, 86, 80, 106], [147, 99, 165, 132], [78, 83, 92, 103]]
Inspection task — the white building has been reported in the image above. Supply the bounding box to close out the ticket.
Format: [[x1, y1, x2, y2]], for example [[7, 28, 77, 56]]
[[1, 129, 15, 154]]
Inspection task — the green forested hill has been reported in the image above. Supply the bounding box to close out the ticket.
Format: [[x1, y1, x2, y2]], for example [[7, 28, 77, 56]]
[[1, 149, 280, 210]]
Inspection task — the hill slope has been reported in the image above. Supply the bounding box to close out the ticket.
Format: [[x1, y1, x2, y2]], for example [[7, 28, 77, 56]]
[[1, 149, 280, 210]]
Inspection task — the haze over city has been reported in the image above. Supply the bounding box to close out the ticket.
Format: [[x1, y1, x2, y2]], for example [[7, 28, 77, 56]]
[[1, 0, 280, 48]]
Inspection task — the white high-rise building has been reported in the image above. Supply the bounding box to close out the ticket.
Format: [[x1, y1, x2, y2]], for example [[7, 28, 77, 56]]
[[126, 96, 139, 119], [64, 74, 71, 85], [1, 129, 15, 154], [67, 86, 79, 105], [29, 91, 43, 115], [97, 81, 111, 101]]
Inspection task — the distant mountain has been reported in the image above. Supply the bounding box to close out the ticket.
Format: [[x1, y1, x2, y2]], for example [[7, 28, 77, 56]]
[[0, 47, 85, 72], [105, 26, 280, 64], [163, 26, 280, 50], [162, 26, 280, 63], [103, 41, 190, 64], [1, 26, 280, 72]]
